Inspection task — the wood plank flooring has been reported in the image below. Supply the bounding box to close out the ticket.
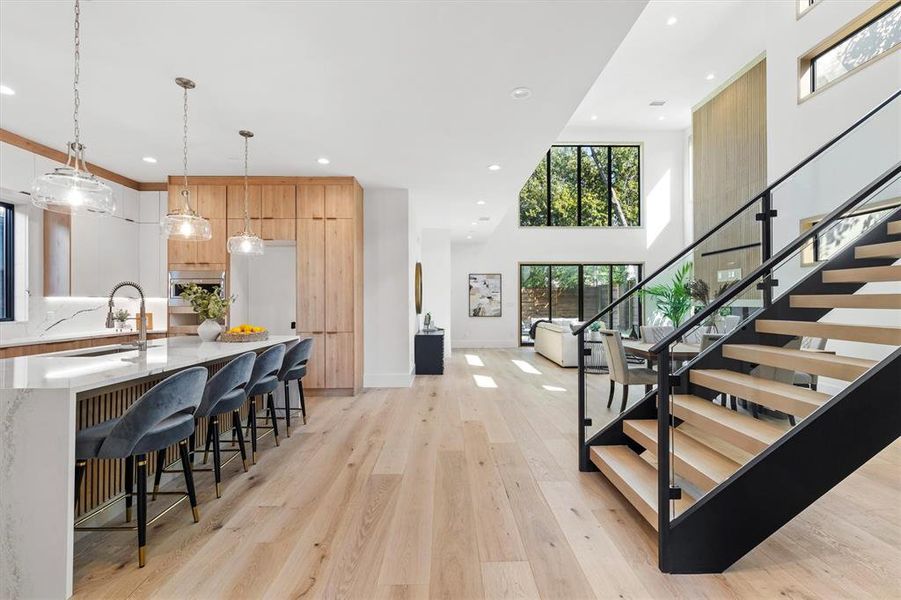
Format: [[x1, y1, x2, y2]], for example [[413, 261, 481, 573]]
[[72, 348, 901, 599]]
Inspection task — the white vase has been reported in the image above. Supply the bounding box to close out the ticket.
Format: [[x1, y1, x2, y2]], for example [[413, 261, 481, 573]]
[[197, 319, 221, 342]]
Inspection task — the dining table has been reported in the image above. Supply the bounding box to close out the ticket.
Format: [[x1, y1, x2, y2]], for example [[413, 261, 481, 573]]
[[622, 340, 700, 366]]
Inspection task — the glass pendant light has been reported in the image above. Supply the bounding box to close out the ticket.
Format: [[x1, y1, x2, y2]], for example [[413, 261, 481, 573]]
[[227, 130, 264, 255], [162, 77, 212, 241], [31, 0, 114, 215]]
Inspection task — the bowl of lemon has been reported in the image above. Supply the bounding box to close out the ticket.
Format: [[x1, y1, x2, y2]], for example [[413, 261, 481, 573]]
[[219, 324, 269, 342]]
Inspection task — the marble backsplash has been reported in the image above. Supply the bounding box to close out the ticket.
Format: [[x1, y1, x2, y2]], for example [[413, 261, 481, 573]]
[[0, 296, 169, 344]]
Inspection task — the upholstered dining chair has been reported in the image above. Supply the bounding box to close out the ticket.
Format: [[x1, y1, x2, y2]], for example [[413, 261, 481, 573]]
[[74, 366, 208, 567], [245, 343, 287, 463], [640, 325, 674, 343], [277, 337, 314, 436], [794, 337, 828, 391], [162, 352, 255, 499], [601, 329, 657, 413]]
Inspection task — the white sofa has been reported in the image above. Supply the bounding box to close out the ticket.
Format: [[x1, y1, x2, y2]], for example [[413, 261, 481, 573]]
[[534, 321, 580, 367]]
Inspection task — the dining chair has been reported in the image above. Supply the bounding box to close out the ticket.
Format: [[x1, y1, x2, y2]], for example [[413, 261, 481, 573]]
[[640, 325, 674, 343], [601, 329, 657, 413]]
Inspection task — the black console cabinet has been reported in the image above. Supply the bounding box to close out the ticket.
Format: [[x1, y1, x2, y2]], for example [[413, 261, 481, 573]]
[[415, 329, 445, 375]]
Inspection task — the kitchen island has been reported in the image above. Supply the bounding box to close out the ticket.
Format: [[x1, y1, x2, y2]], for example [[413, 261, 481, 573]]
[[0, 334, 297, 599]]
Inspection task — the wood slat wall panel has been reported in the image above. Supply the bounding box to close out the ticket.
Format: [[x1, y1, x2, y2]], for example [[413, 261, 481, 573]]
[[692, 59, 767, 302]]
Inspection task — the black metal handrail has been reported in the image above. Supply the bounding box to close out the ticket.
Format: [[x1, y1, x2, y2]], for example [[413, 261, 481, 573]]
[[573, 88, 900, 336], [649, 161, 901, 355]]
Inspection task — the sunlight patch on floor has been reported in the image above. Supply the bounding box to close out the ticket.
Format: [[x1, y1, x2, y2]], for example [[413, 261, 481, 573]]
[[465, 354, 484, 367], [542, 385, 566, 392], [512, 359, 541, 375], [473, 374, 498, 388]]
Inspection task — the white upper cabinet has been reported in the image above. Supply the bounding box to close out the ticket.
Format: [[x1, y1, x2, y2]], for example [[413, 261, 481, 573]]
[[138, 191, 167, 297], [0, 142, 35, 194]]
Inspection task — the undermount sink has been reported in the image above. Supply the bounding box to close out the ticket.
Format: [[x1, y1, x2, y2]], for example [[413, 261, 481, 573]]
[[61, 343, 158, 358]]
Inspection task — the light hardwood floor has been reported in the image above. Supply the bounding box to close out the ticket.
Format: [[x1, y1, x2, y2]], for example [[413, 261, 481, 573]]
[[73, 348, 901, 599]]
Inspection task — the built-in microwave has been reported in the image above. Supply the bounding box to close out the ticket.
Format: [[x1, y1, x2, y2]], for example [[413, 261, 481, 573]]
[[168, 270, 225, 306]]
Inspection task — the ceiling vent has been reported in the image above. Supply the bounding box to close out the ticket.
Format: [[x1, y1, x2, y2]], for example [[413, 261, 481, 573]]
[[478, 216, 491, 221], [649, 100, 666, 106]]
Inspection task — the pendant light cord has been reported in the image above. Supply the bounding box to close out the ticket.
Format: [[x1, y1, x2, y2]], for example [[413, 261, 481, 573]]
[[243, 134, 251, 230], [71, 0, 82, 170], [181, 83, 191, 212]]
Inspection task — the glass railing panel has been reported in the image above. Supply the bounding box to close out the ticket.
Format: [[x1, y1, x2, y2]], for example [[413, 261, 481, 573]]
[[657, 168, 900, 510]]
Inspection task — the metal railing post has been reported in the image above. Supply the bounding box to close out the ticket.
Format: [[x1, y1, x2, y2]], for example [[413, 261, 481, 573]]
[[578, 329, 590, 471], [759, 190, 774, 308], [657, 345, 671, 572]]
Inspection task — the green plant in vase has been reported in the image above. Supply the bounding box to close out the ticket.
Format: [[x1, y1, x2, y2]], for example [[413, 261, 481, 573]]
[[113, 308, 130, 330], [180, 283, 233, 342], [641, 263, 693, 328]]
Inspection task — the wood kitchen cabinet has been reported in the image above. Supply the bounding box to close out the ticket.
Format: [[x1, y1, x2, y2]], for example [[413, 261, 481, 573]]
[[299, 332, 325, 388], [261, 219, 296, 241], [262, 185, 296, 219], [226, 184, 261, 219], [227, 218, 262, 237], [297, 180, 363, 392], [167, 183, 227, 267], [195, 219, 227, 264]]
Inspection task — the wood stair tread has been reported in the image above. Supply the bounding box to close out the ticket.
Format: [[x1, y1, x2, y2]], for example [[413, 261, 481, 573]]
[[671, 394, 784, 455], [790, 293, 901, 309], [690, 369, 830, 417], [756, 319, 901, 345], [721, 344, 876, 382], [855, 240, 901, 259], [624, 419, 741, 493], [589, 445, 694, 530], [889, 220, 901, 235], [823, 265, 901, 283]]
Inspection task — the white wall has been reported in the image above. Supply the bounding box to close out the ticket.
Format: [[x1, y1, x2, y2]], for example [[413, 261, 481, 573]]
[[363, 188, 416, 387], [0, 141, 168, 343], [451, 129, 686, 348], [762, 0, 901, 393], [420, 228, 452, 357]]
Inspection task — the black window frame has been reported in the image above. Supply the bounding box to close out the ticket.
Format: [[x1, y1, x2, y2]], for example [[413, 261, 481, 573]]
[[810, 2, 901, 94], [520, 144, 641, 228], [0, 201, 14, 322], [518, 262, 643, 346]]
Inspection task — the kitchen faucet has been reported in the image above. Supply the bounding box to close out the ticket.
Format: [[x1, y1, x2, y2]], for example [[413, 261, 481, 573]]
[[106, 281, 148, 351]]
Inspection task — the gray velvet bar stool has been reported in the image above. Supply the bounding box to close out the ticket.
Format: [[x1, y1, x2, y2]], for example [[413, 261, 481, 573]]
[[244, 343, 287, 463], [155, 352, 255, 499], [275, 337, 313, 436], [73, 366, 208, 567]]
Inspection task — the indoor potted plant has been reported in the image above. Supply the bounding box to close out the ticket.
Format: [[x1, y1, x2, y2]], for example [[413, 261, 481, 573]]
[[180, 283, 232, 342], [113, 308, 130, 331], [641, 263, 693, 328], [587, 321, 602, 341]]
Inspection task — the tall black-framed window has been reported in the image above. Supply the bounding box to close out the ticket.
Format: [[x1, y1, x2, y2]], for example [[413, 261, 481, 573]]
[[0, 202, 14, 322], [519, 145, 640, 227], [519, 263, 642, 345]]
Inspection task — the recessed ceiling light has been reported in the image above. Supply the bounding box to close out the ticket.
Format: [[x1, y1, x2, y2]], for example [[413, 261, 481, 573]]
[[317, 157, 330, 165], [476, 200, 486, 205], [0, 84, 14, 96], [488, 164, 501, 171], [471, 221, 478, 226], [466, 235, 473, 240], [706, 73, 715, 81], [142, 156, 157, 163], [590, 114, 598, 121], [658, 116, 665, 121], [666, 16, 678, 26], [510, 87, 532, 100]]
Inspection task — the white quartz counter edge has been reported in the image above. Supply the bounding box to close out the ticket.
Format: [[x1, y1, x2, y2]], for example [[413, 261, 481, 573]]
[[0, 328, 169, 349], [0, 335, 298, 393]]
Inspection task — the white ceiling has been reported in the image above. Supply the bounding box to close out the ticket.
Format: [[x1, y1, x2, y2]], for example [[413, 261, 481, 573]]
[[0, 0, 645, 240], [568, 0, 767, 131]]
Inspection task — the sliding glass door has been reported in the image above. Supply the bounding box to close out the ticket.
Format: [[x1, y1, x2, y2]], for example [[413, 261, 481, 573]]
[[520, 262, 642, 345]]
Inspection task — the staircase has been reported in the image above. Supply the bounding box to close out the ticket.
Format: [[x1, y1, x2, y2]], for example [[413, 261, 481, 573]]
[[584, 205, 901, 572], [574, 90, 901, 574]]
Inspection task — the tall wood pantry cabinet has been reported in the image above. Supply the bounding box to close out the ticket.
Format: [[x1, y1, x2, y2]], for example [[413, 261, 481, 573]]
[[296, 181, 364, 393]]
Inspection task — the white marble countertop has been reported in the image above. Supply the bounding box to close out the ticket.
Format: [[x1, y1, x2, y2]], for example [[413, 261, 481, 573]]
[[0, 328, 169, 349], [0, 334, 297, 393]]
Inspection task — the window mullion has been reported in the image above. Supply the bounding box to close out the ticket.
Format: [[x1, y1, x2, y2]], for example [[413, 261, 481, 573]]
[[546, 151, 551, 226], [607, 146, 613, 226], [577, 146, 582, 226]]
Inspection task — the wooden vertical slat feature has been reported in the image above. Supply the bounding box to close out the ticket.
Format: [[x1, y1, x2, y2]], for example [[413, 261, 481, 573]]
[[692, 58, 766, 300]]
